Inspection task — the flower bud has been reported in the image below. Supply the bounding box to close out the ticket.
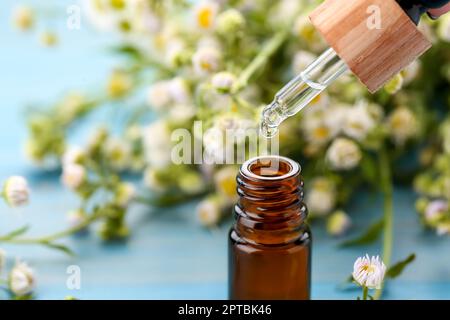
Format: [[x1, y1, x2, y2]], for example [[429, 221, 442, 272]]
[[425, 200, 448, 226], [9, 262, 35, 297], [415, 197, 429, 214], [61, 164, 86, 190], [107, 70, 132, 99], [211, 72, 236, 93], [143, 168, 167, 193], [62, 146, 85, 166], [216, 9, 245, 35], [437, 222, 450, 236], [384, 73, 404, 94], [178, 171, 205, 195], [3, 176, 30, 207], [115, 183, 136, 208], [66, 209, 87, 229], [327, 210, 352, 237]]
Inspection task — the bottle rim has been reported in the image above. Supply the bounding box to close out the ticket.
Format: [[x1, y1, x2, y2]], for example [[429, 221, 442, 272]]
[[241, 155, 301, 181]]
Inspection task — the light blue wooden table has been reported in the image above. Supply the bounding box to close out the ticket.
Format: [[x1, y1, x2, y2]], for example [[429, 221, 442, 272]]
[[1, 0, 450, 300]]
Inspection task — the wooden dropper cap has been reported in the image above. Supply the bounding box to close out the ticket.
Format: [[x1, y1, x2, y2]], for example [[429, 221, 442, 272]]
[[309, 0, 432, 93]]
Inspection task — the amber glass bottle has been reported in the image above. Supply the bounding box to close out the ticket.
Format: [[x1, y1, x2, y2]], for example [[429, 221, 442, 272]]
[[228, 156, 311, 300]]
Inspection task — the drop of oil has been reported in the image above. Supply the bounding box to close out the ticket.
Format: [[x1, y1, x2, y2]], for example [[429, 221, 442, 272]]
[[260, 120, 278, 138]]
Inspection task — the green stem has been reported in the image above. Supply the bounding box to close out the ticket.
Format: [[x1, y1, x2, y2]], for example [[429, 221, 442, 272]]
[[362, 286, 369, 300], [231, 30, 289, 94], [374, 147, 394, 300], [0, 212, 102, 245]]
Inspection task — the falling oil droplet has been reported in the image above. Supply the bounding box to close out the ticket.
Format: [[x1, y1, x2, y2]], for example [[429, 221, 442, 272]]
[[260, 120, 278, 138]]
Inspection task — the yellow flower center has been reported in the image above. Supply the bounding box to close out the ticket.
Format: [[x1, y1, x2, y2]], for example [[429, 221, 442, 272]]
[[197, 8, 213, 29], [313, 126, 330, 139], [298, 25, 316, 42], [361, 264, 375, 273], [391, 116, 404, 130], [110, 0, 125, 10], [220, 177, 236, 198], [200, 61, 212, 71]]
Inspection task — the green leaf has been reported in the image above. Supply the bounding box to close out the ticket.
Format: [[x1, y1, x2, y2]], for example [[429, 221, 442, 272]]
[[1, 225, 30, 240], [110, 45, 143, 60], [42, 242, 75, 256], [386, 253, 416, 279], [339, 219, 384, 247]]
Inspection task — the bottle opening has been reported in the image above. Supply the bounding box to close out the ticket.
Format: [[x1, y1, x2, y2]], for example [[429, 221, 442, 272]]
[[242, 156, 300, 181]]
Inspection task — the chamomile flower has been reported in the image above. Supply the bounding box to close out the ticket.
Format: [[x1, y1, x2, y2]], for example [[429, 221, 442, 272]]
[[387, 106, 418, 145], [306, 177, 336, 217], [214, 166, 238, 204], [192, 46, 221, 76], [143, 120, 172, 169], [39, 31, 59, 47], [326, 138, 362, 170], [352, 255, 386, 289], [168, 77, 190, 104], [343, 101, 376, 141], [12, 5, 34, 31], [9, 261, 35, 297], [196, 195, 222, 227], [147, 81, 171, 111], [194, 1, 219, 30], [203, 126, 225, 164]]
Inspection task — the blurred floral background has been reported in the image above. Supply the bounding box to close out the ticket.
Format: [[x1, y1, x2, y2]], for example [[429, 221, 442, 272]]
[[1, 0, 450, 299]]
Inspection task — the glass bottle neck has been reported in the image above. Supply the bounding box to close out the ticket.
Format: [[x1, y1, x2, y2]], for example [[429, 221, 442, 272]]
[[233, 156, 307, 246]]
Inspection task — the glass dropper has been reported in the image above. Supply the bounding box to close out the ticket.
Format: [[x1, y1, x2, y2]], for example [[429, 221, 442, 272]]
[[260, 47, 349, 137]]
